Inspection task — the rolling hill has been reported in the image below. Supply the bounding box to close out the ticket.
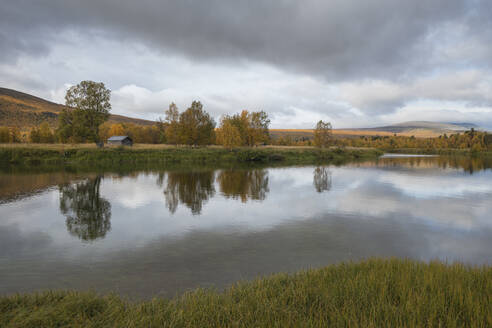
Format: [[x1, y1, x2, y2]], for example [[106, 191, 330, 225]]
[[1, 87, 479, 139], [271, 121, 478, 140], [0, 87, 155, 129], [359, 121, 478, 137]]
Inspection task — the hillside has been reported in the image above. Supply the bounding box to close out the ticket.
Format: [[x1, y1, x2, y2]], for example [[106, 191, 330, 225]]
[[271, 121, 478, 140], [1, 88, 479, 138], [360, 121, 478, 137], [0, 87, 155, 128]]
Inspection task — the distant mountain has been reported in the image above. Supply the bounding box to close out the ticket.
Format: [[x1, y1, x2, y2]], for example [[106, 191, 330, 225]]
[[271, 121, 479, 139], [360, 121, 479, 136], [0, 87, 155, 128]]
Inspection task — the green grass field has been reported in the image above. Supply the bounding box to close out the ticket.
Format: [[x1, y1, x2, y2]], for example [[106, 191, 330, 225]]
[[0, 144, 382, 168], [1, 258, 490, 327]]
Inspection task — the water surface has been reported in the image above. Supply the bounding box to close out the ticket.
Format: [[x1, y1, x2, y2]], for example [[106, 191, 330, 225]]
[[1, 156, 491, 299]]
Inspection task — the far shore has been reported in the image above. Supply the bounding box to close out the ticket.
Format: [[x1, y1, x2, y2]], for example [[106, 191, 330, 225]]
[[0, 145, 384, 168]]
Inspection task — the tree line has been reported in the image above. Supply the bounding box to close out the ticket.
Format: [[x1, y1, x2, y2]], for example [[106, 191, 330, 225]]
[[334, 129, 492, 152], [0, 80, 279, 148], [2, 79, 491, 151]]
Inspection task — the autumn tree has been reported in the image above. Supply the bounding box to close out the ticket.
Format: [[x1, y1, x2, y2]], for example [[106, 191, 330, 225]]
[[218, 110, 270, 147], [155, 119, 167, 144], [10, 127, 22, 143], [0, 127, 10, 143], [216, 120, 242, 150], [248, 110, 270, 145], [164, 102, 180, 145], [108, 123, 125, 137], [30, 127, 41, 143], [178, 101, 215, 146], [313, 120, 332, 148], [39, 122, 55, 143], [98, 122, 111, 141], [58, 81, 111, 143]]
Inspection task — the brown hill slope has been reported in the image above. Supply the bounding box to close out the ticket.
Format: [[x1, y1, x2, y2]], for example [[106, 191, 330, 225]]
[[0, 87, 155, 128], [271, 121, 477, 139]]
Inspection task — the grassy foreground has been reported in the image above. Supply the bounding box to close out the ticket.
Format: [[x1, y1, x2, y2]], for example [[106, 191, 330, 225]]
[[1, 259, 491, 327], [0, 144, 382, 167]]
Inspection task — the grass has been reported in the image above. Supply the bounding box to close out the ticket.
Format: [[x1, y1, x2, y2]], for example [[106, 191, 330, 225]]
[[0, 144, 383, 168], [0, 258, 490, 327]]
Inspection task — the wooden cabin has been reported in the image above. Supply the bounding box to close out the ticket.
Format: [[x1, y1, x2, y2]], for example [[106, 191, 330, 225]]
[[107, 135, 133, 146]]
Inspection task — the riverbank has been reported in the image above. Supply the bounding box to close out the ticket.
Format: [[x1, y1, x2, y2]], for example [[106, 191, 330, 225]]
[[0, 144, 382, 167], [1, 258, 490, 327]]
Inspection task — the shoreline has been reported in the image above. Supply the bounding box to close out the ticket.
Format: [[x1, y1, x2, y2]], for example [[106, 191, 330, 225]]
[[0, 145, 383, 168]]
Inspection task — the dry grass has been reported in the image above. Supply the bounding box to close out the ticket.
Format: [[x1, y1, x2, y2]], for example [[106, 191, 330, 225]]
[[0, 143, 178, 150], [0, 143, 376, 151]]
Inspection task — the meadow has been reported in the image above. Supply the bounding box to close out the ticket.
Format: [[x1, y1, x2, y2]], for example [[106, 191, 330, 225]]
[[0, 144, 382, 168], [1, 258, 490, 327]]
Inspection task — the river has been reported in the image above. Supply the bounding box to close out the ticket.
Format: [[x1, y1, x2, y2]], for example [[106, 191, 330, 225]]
[[1, 155, 491, 299]]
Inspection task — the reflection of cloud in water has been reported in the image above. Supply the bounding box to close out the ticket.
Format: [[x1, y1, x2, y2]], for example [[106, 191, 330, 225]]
[[107, 175, 165, 209], [0, 224, 53, 258], [97, 165, 492, 243], [1, 159, 492, 261], [377, 171, 492, 199], [333, 182, 491, 230], [2, 158, 492, 298], [1, 213, 491, 299]]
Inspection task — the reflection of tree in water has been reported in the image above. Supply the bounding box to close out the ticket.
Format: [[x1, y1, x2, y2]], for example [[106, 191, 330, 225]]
[[217, 169, 269, 202], [313, 167, 332, 193], [59, 176, 111, 241], [161, 171, 216, 215]]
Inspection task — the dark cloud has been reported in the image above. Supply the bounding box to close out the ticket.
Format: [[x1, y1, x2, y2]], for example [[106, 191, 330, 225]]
[[2, 0, 492, 126], [0, 0, 476, 80]]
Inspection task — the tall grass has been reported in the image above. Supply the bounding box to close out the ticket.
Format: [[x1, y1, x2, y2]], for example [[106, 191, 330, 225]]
[[0, 145, 383, 168], [1, 258, 490, 327]]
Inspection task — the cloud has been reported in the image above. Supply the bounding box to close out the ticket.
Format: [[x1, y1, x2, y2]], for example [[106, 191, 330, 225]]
[[0, 0, 472, 80], [1, 0, 492, 127], [338, 70, 492, 114]]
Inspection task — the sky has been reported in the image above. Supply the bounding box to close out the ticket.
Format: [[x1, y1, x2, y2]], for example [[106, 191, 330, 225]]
[[1, 0, 492, 129]]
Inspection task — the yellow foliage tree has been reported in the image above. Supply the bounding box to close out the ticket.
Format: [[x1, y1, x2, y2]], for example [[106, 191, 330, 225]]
[[220, 110, 270, 147], [313, 120, 332, 148], [216, 120, 242, 150], [98, 122, 112, 141], [109, 124, 125, 137], [39, 122, 55, 143], [0, 127, 10, 143], [164, 103, 180, 146], [10, 127, 22, 143]]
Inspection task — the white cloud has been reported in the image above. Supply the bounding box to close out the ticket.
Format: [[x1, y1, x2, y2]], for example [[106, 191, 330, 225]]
[[2, 5, 492, 129]]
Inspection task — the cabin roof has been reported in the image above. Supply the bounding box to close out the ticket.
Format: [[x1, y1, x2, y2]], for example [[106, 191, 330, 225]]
[[107, 135, 131, 141]]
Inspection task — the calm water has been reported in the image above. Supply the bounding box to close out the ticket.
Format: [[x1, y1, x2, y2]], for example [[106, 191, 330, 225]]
[[1, 156, 491, 299]]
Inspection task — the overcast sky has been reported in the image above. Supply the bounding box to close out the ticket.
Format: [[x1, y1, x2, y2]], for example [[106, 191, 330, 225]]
[[1, 0, 492, 128]]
